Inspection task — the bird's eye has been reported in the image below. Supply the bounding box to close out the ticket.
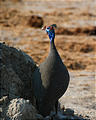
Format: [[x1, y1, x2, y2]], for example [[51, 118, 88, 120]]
[[47, 27, 50, 30]]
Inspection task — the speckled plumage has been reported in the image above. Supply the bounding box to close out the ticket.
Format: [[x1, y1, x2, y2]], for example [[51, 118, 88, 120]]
[[38, 25, 70, 116]]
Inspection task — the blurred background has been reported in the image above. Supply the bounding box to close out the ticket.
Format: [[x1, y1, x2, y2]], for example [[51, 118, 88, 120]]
[[0, 0, 96, 119]]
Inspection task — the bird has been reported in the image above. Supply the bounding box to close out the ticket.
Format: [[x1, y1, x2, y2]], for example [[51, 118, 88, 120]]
[[35, 24, 70, 116]]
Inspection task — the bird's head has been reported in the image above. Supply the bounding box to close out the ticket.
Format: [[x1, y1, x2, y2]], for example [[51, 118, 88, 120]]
[[42, 24, 57, 42]]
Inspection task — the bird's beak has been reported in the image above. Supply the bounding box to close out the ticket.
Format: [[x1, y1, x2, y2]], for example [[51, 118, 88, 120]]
[[42, 26, 46, 30]]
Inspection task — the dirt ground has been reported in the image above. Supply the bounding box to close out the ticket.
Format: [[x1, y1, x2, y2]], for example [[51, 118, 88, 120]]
[[0, 0, 96, 119]]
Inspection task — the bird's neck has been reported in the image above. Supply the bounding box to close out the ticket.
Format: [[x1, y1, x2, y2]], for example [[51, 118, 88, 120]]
[[50, 38, 56, 51]]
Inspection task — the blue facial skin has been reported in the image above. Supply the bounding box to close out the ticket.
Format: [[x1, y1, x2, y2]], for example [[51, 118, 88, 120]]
[[46, 27, 55, 42]]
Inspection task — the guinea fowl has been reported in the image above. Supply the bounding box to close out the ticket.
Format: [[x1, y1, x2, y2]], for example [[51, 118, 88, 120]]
[[37, 24, 70, 116]]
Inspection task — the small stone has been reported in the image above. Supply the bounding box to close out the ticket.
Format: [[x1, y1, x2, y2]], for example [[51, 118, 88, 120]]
[[44, 116, 51, 120], [64, 108, 74, 116], [3, 42, 5, 44], [0, 96, 9, 105], [85, 115, 89, 118]]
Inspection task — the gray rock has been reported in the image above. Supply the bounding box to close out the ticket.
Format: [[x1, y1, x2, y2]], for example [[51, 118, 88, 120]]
[[0, 43, 37, 102], [63, 108, 74, 116], [3, 98, 38, 120], [0, 43, 40, 119]]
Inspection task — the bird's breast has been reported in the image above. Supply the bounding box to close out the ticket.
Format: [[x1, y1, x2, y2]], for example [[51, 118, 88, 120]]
[[40, 53, 69, 89]]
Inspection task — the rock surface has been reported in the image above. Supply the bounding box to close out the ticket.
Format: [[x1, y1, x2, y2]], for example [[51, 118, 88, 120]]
[[2, 98, 38, 120], [0, 43, 37, 101], [0, 42, 44, 120], [0, 43, 40, 119]]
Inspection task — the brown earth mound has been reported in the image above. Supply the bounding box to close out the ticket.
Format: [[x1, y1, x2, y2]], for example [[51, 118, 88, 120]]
[[28, 15, 43, 28], [0, 9, 43, 28], [55, 26, 96, 36]]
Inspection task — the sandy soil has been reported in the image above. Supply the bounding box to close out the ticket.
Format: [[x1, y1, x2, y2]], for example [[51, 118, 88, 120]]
[[0, 0, 96, 119]]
